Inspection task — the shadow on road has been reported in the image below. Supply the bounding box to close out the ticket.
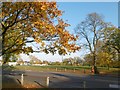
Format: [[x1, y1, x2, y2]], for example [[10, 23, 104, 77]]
[[49, 72, 119, 88], [49, 72, 87, 88], [98, 70, 120, 78], [2, 75, 23, 88], [2, 65, 25, 88]]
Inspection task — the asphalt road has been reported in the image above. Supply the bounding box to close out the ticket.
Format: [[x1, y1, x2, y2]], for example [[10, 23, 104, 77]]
[[2, 70, 120, 88]]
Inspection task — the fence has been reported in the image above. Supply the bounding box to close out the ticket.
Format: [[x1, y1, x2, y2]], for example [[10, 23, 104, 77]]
[[47, 67, 90, 74]]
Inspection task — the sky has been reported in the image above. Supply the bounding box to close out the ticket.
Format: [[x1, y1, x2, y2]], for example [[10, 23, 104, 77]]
[[20, 2, 118, 62]]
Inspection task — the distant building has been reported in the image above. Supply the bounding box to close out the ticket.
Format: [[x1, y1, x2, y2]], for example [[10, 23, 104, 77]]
[[32, 63, 48, 66], [8, 62, 17, 66], [17, 60, 24, 65], [24, 61, 31, 65], [0, 60, 2, 66]]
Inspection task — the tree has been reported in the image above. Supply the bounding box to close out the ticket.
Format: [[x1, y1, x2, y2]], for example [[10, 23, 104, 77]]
[[1, 2, 80, 63], [29, 55, 42, 64], [83, 27, 120, 69], [9, 54, 18, 62], [75, 13, 110, 74], [62, 58, 70, 65], [96, 52, 113, 70], [62, 57, 77, 66], [83, 53, 93, 66], [73, 57, 83, 66], [105, 27, 120, 61]]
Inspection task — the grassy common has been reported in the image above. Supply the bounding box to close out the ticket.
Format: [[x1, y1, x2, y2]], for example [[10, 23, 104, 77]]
[[11, 65, 119, 75], [1, 65, 119, 76]]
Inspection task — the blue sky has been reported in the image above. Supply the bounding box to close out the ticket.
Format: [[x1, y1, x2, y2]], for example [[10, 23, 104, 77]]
[[20, 2, 118, 62], [57, 2, 118, 32]]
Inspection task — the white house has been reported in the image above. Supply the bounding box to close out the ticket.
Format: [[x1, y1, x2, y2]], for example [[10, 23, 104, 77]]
[[32, 63, 48, 66], [8, 62, 17, 66], [0, 60, 2, 66]]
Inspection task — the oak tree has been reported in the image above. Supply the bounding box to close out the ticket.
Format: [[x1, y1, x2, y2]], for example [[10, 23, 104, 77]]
[[1, 2, 80, 63], [96, 52, 113, 70], [105, 27, 120, 61], [103, 27, 120, 67], [75, 13, 110, 74]]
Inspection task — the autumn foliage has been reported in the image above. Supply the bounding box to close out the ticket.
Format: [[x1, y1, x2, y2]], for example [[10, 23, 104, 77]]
[[1, 1, 80, 63]]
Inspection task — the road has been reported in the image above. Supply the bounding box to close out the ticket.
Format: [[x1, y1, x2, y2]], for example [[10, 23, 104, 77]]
[[2, 69, 120, 88]]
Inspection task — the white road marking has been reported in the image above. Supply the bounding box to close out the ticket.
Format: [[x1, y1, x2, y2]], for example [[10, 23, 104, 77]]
[[109, 84, 120, 88], [95, 79, 118, 83]]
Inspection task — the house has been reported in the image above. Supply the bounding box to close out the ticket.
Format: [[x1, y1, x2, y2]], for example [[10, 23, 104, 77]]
[[32, 63, 48, 66], [17, 60, 24, 65], [0, 60, 2, 66], [24, 61, 31, 65], [8, 62, 17, 66]]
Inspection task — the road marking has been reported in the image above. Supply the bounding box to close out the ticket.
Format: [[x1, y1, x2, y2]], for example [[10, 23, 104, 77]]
[[95, 79, 118, 83], [109, 84, 120, 88]]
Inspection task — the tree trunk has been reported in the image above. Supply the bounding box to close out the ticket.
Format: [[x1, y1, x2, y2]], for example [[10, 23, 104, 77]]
[[92, 53, 99, 74]]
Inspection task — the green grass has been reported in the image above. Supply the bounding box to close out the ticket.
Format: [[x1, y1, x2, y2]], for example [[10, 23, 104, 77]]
[[14, 65, 91, 71], [1, 65, 119, 75], [14, 65, 119, 70]]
